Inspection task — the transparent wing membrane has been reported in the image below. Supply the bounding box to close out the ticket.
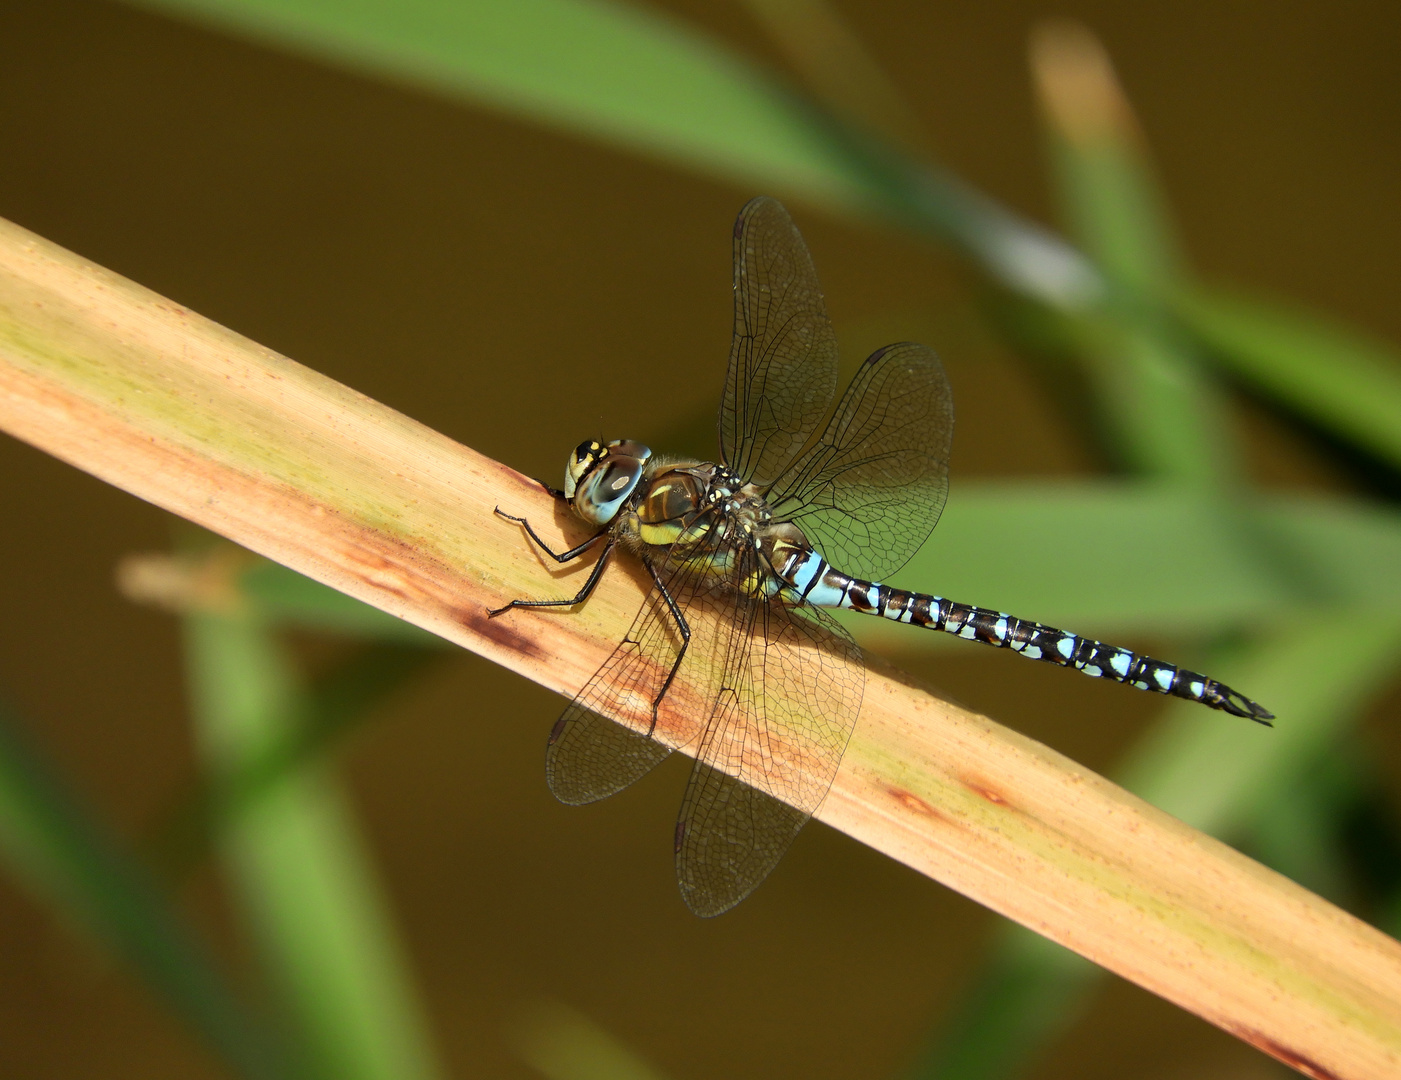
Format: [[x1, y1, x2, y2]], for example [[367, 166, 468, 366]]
[[676, 766, 809, 918], [548, 506, 864, 916], [720, 196, 840, 488], [547, 539, 723, 805], [676, 586, 863, 916], [770, 342, 954, 582], [546, 676, 676, 807]]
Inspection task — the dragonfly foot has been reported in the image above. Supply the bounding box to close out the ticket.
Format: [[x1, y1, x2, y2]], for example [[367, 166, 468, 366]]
[[534, 477, 568, 500]]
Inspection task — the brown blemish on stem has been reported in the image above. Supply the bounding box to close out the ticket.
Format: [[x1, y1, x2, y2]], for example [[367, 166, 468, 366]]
[[885, 785, 955, 828], [964, 775, 1011, 807]]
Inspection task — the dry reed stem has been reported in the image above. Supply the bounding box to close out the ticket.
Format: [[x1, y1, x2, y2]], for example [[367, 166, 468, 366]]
[[1, 216, 1398, 1079]]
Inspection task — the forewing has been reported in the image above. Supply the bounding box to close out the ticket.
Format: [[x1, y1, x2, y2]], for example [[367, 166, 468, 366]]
[[719, 197, 840, 488], [546, 521, 735, 806], [767, 342, 953, 582], [675, 590, 864, 917]]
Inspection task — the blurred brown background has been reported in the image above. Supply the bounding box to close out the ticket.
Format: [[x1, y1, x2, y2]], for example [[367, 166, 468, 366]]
[[0, 0, 1398, 1077]]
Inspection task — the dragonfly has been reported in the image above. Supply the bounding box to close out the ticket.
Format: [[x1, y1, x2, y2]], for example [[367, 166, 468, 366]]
[[491, 196, 1272, 917]]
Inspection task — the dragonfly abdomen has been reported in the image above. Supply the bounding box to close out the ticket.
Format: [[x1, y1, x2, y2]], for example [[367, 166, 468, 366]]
[[787, 552, 1273, 723]]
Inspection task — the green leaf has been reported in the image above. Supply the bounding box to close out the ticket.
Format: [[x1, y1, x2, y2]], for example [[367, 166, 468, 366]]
[[509, 1000, 673, 1080], [904, 931, 1096, 1080], [0, 699, 287, 1080], [1054, 310, 1239, 485], [183, 611, 444, 1080], [1030, 23, 1236, 486], [123, 0, 1098, 306], [126, 0, 874, 207], [147, 641, 441, 876], [1119, 619, 1401, 836], [1177, 286, 1401, 473], [1245, 749, 1357, 900]]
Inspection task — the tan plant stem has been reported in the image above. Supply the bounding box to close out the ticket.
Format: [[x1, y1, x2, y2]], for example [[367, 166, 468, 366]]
[[1, 217, 1397, 1079]]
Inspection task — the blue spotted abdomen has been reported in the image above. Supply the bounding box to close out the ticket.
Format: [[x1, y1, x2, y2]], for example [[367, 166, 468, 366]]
[[772, 543, 1272, 723]]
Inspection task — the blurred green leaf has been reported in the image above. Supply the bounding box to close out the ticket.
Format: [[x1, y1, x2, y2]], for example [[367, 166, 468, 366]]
[[904, 931, 1096, 1080], [1118, 618, 1401, 831], [1177, 286, 1401, 474], [124, 544, 448, 873], [123, 0, 1098, 306], [148, 641, 441, 877], [1030, 23, 1235, 487], [509, 1000, 673, 1080], [118, 547, 451, 644], [1246, 749, 1355, 900], [129, 0, 872, 207], [0, 698, 287, 1080], [1333, 761, 1401, 938], [740, 0, 933, 154], [1077, 314, 1237, 486], [183, 611, 444, 1080]]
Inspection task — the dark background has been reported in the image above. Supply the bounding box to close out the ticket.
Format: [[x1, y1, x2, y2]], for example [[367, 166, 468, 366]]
[[0, 0, 1397, 1077]]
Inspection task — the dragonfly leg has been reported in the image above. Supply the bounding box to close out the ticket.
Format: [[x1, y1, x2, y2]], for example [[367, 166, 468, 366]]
[[487, 536, 616, 617], [494, 507, 605, 562], [643, 558, 691, 738], [531, 478, 569, 500]]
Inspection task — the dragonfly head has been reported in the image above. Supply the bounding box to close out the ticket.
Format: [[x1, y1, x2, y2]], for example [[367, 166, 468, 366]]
[[565, 439, 653, 526]]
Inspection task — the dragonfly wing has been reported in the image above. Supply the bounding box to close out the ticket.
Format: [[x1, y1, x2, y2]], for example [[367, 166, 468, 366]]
[[546, 652, 676, 806], [675, 763, 809, 919], [675, 592, 864, 917], [546, 527, 733, 805], [720, 197, 840, 488], [768, 341, 953, 582]]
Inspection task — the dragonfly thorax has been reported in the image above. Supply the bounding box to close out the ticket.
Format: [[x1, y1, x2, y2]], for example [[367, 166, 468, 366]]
[[633, 460, 785, 557], [565, 438, 653, 526]]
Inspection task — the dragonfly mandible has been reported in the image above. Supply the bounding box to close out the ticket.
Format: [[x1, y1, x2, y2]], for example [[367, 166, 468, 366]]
[[491, 196, 1272, 917]]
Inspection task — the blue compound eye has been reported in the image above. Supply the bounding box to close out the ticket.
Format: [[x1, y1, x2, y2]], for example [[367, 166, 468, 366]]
[[574, 457, 644, 525]]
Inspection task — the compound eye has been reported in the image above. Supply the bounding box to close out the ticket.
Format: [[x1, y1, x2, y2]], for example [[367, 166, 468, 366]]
[[564, 440, 606, 499], [600, 462, 638, 496], [573, 457, 643, 526]]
